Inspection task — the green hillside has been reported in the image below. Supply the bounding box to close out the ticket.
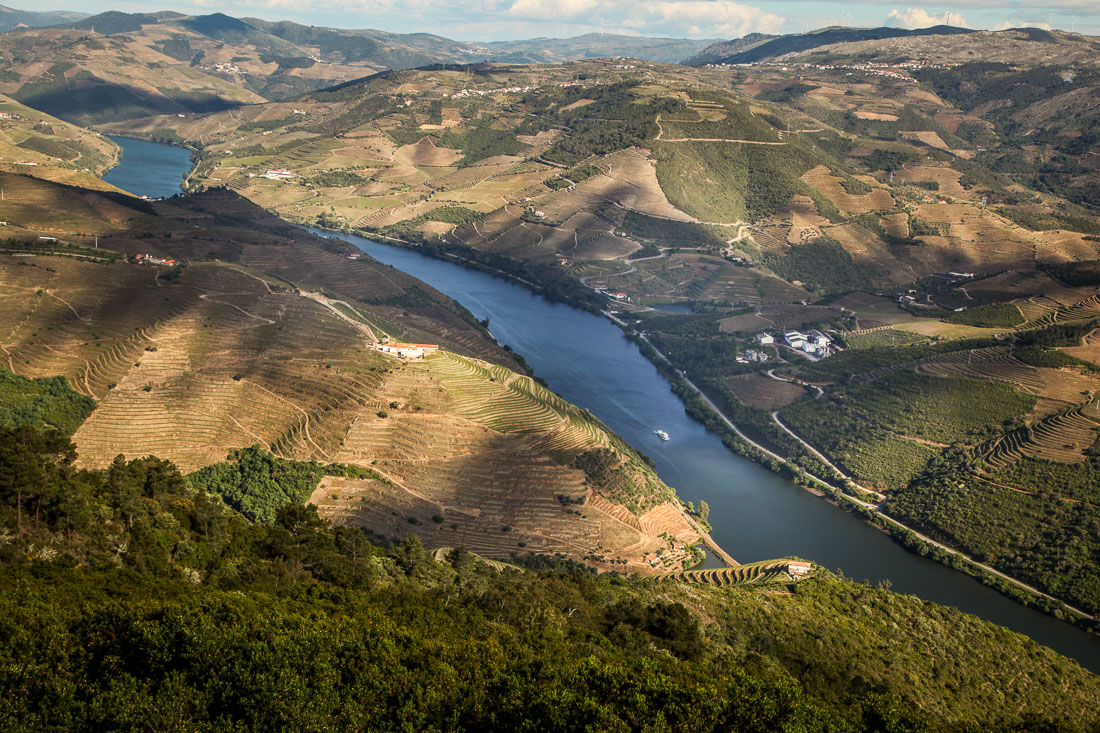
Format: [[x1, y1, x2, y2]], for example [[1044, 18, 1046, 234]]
[[1, 422, 1097, 730]]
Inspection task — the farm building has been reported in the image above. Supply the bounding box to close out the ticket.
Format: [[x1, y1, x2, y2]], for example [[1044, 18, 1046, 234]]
[[786, 561, 813, 576], [806, 329, 831, 348], [736, 350, 770, 364], [755, 333, 775, 345], [784, 330, 808, 349], [378, 342, 440, 359], [136, 253, 178, 266], [785, 330, 832, 356]]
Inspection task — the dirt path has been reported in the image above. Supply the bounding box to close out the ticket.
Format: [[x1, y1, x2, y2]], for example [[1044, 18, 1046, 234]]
[[654, 114, 788, 145], [244, 378, 330, 459], [766, 369, 823, 398], [770, 411, 887, 502], [198, 293, 277, 325], [300, 291, 379, 341], [44, 290, 89, 322]]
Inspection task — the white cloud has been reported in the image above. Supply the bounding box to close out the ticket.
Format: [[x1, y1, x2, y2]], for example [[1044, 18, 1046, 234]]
[[885, 7, 971, 28], [991, 19, 1052, 30], [505, 0, 785, 37]]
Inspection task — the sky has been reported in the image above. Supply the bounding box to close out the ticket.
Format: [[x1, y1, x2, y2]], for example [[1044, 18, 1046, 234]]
[[43, 0, 1100, 40]]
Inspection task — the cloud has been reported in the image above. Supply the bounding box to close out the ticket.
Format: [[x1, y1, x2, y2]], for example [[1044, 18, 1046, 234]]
[[885, 7, 971, 28], [991, 18, 1052, 30], [505, 0, 785, 37]]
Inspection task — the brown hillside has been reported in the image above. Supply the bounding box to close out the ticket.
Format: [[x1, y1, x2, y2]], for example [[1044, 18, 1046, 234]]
[[0, 172, 702, 572]]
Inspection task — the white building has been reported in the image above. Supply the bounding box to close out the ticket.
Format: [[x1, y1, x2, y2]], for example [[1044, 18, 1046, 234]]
[[784, 330, 808, 349], [806, 329, 831, 348], [377, 342, 439, 359], [755, 333, 774, 345]]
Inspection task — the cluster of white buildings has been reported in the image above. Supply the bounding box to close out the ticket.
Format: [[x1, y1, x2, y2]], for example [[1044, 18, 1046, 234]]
[[785, 329, 832, 356], [446, 85, 537, 99], [736, 349, 770, 364], [705, 59, 958, 80], [247, 169, 300, 181], [755, 329, 834, 358], [201, 62, 245, 75], [136, 253, 178, 266]]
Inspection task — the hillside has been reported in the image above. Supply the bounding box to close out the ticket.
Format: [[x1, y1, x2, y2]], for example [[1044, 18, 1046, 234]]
[[117, 57, 1098, 291], [482, 32, 718, 64], [0, 171, 705, 571], [0, 3, 85, 31], [2, 420, 1098, 729], [687, 25, 976, 66], [0, 10, 724, 125], [0, 93, 121, 189]]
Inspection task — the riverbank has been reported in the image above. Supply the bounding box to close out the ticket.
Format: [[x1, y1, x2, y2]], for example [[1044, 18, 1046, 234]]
[[624, 322, 1096, 629], [309, 223, 1098, 633]]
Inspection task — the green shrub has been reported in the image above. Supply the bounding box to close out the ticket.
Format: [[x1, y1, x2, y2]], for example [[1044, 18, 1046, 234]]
[[944, 303, 1025, 328]]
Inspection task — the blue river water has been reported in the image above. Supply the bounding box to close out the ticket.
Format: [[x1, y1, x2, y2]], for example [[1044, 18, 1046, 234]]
[[102, 136, 192, 199], [104, 135, 1100, 672]]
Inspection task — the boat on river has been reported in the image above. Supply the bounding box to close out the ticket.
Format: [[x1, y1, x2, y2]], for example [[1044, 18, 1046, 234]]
[[654, 429, 670, 441]]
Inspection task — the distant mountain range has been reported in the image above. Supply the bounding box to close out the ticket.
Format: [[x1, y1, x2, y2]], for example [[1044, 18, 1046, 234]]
[[686, 25, 977, 65], [0, 6, 1004, 71], [0, 3, 86, 31], [11, 8, 718, 66]]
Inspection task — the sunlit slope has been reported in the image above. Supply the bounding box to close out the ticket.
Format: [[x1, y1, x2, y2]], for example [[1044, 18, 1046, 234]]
[[104, 57, 1096, 294], [0, 94, 121, 190], [0, 172, 701, 570]]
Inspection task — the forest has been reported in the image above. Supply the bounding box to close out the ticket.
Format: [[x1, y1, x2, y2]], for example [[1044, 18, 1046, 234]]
[[2, 420, 1099, 730]]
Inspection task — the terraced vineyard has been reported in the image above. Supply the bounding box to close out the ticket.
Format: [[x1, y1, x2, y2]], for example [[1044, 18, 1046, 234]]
[[1, 252, 697, 569], [916, 347, 1099, 402], [983, 400, 1100, 469], [0, 175, 704, 571], [663, 559, 807, 586], [1020, 293, 1100, 330]]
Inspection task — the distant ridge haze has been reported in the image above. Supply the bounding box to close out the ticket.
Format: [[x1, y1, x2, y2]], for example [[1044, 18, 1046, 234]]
[[0, 3, 88, 31]]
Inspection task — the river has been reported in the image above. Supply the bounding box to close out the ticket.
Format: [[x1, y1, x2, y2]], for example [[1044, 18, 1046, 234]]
[[102, 136, 192, 199], [105, 135, 1100, 672]]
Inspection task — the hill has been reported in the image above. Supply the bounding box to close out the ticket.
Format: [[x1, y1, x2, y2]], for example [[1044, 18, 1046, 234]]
[[118, 56, 1097, 293], [0, 10, 724, 125], [687, 25, 976, 65], [481, 32, 718, 64], [0, 93, 121, 189], [682, 32, 779, 66], [0, 3, 85, 31], [0, 415, 1098, 729], [0, 170, 710, 571]]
